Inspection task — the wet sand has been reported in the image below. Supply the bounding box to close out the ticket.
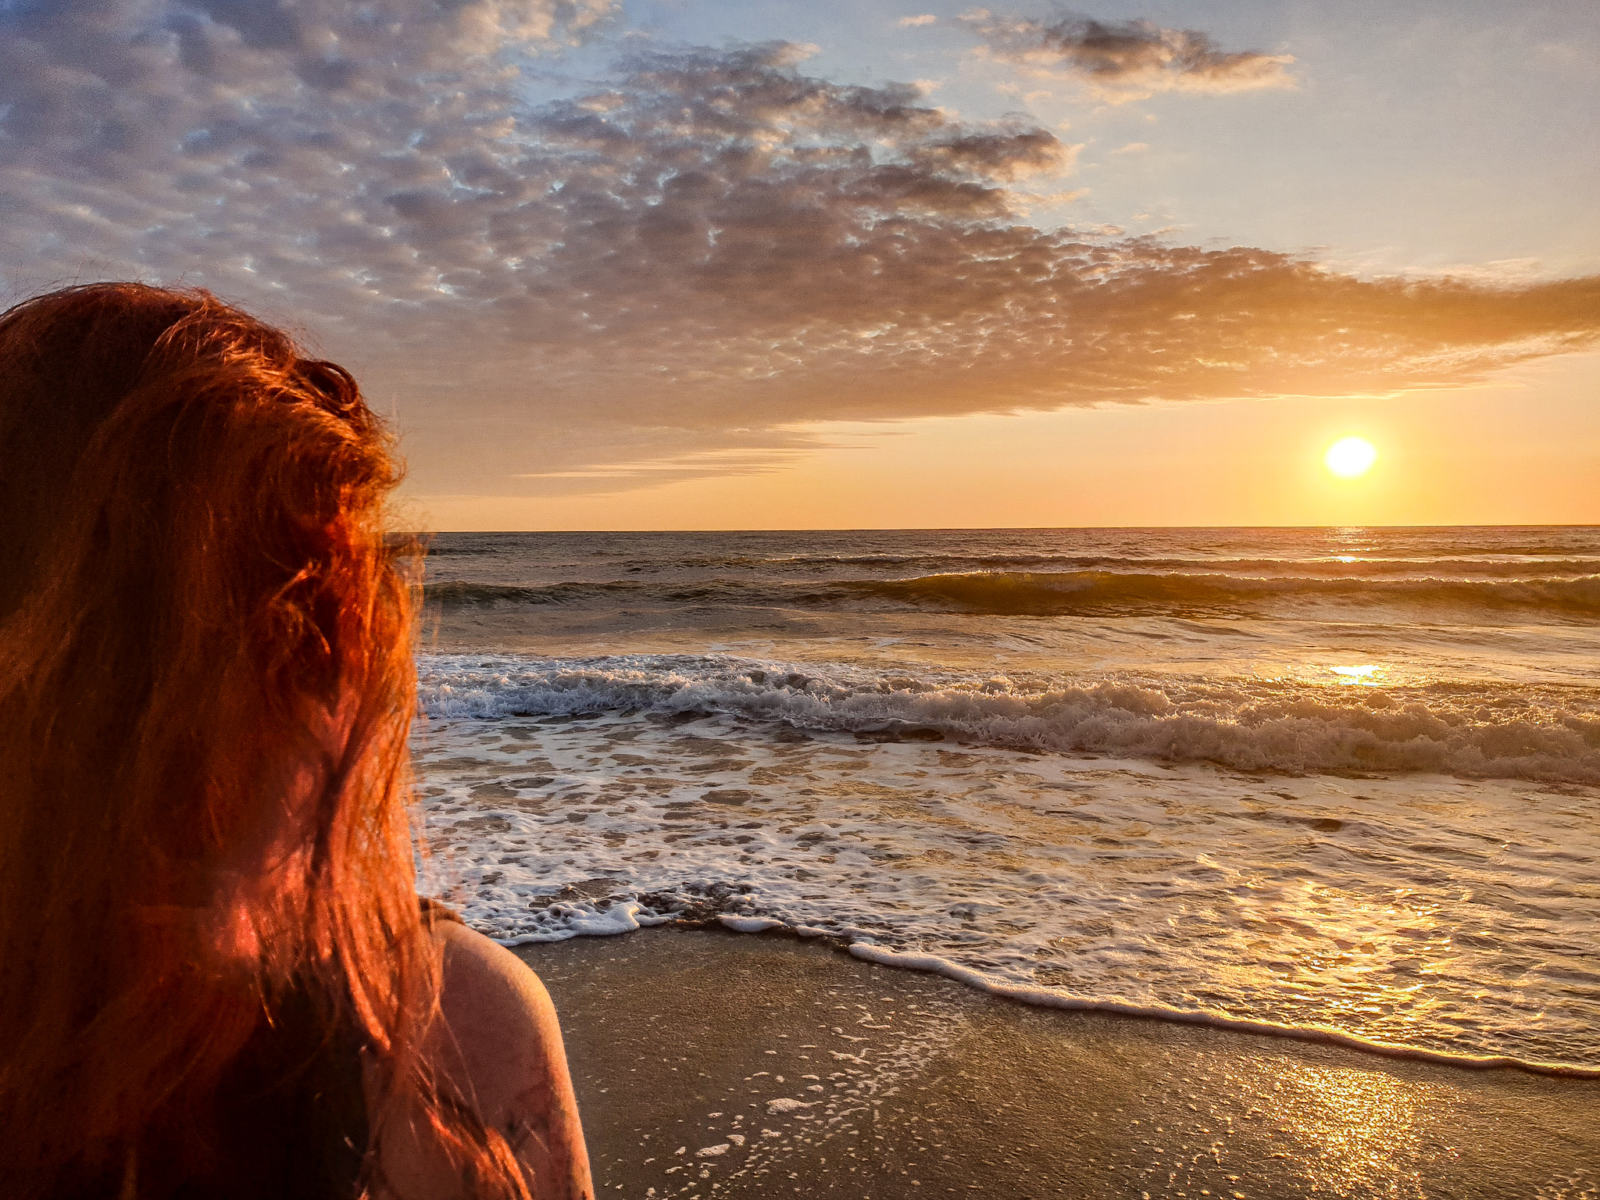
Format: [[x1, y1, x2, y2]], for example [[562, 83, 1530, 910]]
[[518, 928, 1600, 1200]]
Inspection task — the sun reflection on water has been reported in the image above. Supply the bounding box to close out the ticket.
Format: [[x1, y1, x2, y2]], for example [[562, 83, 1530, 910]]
[[1329, 664, 1383, 685], [1223, 874, 1460, 1051], [1263, 1060, 1436, 1196]]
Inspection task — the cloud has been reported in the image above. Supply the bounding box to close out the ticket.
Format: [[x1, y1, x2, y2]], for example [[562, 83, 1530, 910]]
[[959, 11, 1295, 100], [912, 127, 1079, 179], [2, 11, 1596, 500], [897, 14, 938, 27]]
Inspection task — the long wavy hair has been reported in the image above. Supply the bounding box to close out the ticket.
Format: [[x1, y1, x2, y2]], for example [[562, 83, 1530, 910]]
[[0, 283, 528, 1198]]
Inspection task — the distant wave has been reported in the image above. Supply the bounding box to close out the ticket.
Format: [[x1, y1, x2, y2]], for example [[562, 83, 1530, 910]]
[[426, 579, 749, 607], [427, 552, 1600, 577], [424, 570, 1600, 619], [843, 570, 1600, 617], [701, 553, 1600, 578], [418, 654, 1600, 784], [424, 580, 643, 605]]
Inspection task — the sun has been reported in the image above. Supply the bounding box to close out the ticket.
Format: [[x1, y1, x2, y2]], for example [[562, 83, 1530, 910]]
[[1324, 436, 1377, 479]]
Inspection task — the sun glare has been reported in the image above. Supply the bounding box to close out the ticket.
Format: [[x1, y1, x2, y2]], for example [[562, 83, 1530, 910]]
[[1324, 436, 1377, 479]]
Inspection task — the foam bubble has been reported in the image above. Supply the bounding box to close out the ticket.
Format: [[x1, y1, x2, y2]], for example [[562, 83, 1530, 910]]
[[719, 915, 785, 933]]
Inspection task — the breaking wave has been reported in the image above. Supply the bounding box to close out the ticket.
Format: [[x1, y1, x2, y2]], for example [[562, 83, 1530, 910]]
[[418, 653, 1600, 784]]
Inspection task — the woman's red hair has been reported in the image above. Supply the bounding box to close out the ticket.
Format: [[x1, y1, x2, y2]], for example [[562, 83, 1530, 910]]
[[0, 284, 529, 1197]]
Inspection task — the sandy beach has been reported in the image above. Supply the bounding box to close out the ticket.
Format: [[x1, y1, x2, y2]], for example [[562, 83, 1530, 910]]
[[519, 928, 1600, 1200]]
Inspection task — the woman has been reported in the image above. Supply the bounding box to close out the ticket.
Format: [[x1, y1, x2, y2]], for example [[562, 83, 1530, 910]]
[[0, 283, 593, 1199]]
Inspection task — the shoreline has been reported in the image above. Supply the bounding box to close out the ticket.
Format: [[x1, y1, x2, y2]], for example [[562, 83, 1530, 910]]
[[841, 938, 1600, 1080], [505, 914, 1600, 1081], [519, 926, 1600, 1200]]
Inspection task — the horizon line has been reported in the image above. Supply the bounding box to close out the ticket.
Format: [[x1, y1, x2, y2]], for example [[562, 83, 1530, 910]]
[[401, 521, 1600, 535]]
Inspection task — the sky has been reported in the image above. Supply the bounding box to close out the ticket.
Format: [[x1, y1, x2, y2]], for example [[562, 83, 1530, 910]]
[[3, 0, 1597, 529]]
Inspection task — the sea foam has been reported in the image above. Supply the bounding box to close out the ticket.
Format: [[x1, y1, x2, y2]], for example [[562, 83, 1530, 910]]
[[414, 704, 1600, 1076], [419, 652, 1600, 784], [844, 943, 1600, 1079]]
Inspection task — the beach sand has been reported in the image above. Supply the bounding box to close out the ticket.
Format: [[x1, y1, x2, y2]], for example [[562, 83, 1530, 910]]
[[518, 928, 1600, 1200]]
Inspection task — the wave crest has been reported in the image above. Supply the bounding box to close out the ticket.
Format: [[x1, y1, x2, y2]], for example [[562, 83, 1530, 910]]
[[418, 654, 1600, 784]]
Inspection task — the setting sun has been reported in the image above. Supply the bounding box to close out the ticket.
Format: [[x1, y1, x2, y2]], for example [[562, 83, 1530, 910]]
[[1324, 436, 1378, 478]]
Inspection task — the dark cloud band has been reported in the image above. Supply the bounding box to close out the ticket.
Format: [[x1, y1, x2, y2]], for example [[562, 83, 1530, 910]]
[[958, 10, 1295, 98]]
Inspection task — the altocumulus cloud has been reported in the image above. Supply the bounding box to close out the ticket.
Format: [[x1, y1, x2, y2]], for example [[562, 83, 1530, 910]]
[[2, 2, 1598, 497], [957, 9, 1296, 100]]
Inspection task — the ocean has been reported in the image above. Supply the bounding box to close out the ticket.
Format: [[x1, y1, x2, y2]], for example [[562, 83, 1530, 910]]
[[410, 527, 1600, 1075]]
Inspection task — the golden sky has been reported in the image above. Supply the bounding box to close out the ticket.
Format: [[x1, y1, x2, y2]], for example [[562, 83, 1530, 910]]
[[6, 0, 1598, 528]]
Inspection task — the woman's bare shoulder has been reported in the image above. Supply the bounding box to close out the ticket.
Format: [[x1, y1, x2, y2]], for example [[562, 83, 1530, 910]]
[[430, 921, 594, 1199], [372, 922, 593, 1199], [432, 921, 562, 1074]]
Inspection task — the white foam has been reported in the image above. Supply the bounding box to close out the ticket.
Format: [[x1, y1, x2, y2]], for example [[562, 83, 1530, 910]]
[[494, 900, 673, 946], [765, 1098, 815, 1113], [719, 915, 784, 933], [417, 652, 1600, 784], [415, 696, 1600, 1076]]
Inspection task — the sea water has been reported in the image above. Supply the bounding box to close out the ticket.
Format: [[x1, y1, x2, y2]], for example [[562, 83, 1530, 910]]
[[410, 527, 1600, 1074]]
